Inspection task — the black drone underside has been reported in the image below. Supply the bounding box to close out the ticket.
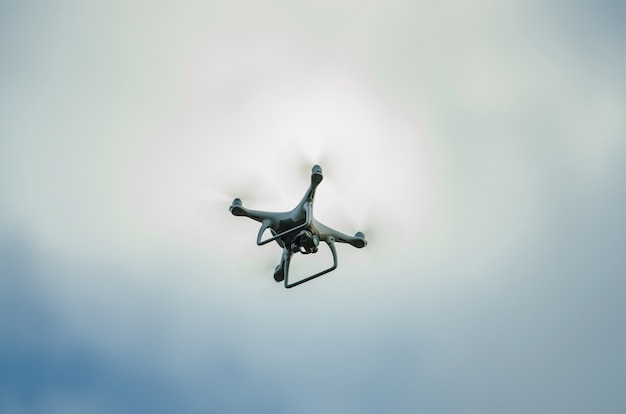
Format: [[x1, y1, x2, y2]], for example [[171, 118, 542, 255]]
[[230, 165, 367, 288]]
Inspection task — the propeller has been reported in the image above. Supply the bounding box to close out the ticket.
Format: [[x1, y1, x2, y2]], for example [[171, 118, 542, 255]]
[[197, 166, 281, 240], [315, 199, 407, 260], [203, 166, 278, 203], [272, 136, 362, 199]]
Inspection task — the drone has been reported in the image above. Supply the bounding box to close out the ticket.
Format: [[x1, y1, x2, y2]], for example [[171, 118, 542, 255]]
[[230, 165, 367, 288]]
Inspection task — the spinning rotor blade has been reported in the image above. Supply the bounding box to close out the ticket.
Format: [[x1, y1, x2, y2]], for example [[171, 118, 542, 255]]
[[317, 200, 407, 259], [196, 167, 293, 271], [197, 167, 279, 237], [202, 166, 276, 204], [360, 202, 408, 254], [272, 137, 361, 198]]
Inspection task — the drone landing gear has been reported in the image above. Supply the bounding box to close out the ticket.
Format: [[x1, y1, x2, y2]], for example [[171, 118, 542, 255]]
[[273, 237, 338, 288]]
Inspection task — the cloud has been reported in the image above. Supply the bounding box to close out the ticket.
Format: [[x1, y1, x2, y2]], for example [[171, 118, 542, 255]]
[[1, 0, 625, 413]]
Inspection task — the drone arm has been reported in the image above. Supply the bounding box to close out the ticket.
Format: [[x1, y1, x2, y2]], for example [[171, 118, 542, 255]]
[[313, 220, 367, 248], [231, 201, 302, 246], [230, 203, 275, 223]]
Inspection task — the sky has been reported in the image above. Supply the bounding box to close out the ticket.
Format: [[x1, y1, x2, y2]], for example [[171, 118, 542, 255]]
[[1, 0, 625, 413]]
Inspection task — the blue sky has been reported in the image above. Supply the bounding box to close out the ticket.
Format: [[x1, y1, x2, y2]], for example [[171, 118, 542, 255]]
[[1, 1, 625, 413]]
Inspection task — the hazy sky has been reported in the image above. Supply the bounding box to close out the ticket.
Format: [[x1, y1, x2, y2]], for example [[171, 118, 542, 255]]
[[1, 1, 625, 413]]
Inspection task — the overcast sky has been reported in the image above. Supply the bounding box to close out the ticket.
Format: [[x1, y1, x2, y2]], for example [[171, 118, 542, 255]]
[[1, 1, 625, 413]]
